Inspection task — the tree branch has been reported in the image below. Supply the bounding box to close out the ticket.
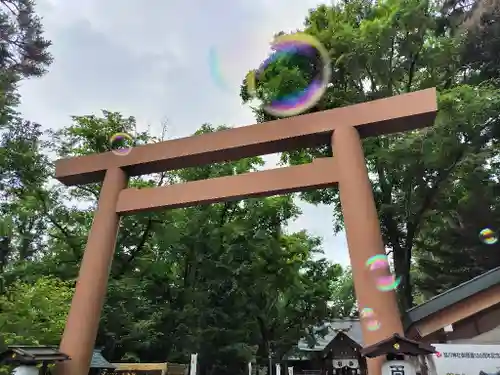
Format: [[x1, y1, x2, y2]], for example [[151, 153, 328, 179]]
[[406, 48, 422, 92], [114, 218, 155, 277], [34, 190, 81, 254], [388, 36, 395, 95], [404, 146, 468, 253], [76, 185, 100, 201], [113, 171, 169, 278], [374, 139, 401, 249]]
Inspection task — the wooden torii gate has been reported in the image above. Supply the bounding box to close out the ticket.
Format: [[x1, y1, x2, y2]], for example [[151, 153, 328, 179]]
[[53, 88, 438, 375]]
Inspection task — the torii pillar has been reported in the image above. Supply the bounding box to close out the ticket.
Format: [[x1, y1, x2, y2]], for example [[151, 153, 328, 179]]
[[53, 88, 437, 375]]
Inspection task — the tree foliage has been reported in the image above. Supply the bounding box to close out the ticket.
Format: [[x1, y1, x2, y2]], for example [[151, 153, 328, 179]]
[[0, 277, 73, 346], [240, 0, 500, 310], [1, 113, 350, 375], [0, 0, 52, 126], [1, 0, 499, 373]]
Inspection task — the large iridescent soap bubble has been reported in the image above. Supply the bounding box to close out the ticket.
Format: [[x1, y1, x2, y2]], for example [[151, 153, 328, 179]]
[[479, 228, 498, 245], [109, 132, 134, 156], [246, 33, 331, 118]]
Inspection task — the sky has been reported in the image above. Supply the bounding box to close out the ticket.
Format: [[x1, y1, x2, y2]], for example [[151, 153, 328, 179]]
[[17, 0, 351, 267]]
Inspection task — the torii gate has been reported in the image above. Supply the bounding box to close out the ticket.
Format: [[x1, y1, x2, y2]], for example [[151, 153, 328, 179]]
[[53, 88, 437, 375]]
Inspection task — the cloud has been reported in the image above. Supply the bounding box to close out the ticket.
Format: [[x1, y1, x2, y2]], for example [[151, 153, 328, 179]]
[[18, 0, 350, 266]]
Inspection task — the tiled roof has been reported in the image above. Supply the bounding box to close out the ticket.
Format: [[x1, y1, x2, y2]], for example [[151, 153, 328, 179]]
[[404, 265, 500, 329], [289, 319, 363, 359], [297, 319, 363, 351], [1, 346, 69, 363]]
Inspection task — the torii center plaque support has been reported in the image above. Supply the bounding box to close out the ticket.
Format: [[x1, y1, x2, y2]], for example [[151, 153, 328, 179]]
[[53, 88, 437, 375]]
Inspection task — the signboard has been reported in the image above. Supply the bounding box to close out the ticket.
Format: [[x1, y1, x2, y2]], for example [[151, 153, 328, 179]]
[[381, 360, 416, 375], [12, 366, 39, 375], [426, 344, 500, 375], [190, 353, 198, 375], [108, 362, 169, 375]]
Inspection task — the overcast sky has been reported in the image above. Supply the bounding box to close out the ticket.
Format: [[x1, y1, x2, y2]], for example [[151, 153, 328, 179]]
[[17, 0, 350, 266]]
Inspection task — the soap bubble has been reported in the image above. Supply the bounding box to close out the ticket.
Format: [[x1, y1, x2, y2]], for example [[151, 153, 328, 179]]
[[208, 47, 229, 91], [479, 228, 498, 245], [109, 132, 134, 156], [360, 307, 381, 331], [366, 254, 400, 291], [360, 307, 375, 319], [365, 254, 389, 271], [366, 320, 381, 331], [376, 275, 401, 292], [247, 32, 331, 117]]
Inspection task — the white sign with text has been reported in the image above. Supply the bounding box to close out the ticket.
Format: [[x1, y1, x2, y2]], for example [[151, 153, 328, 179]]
[[381, 360, 416, 375], [426, 344, 500, 375]]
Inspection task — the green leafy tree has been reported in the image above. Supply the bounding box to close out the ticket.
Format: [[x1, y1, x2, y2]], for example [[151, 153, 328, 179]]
[[330, 267, 356, 318], [0, 120, 53, 294], [0, 0, 54, 292], [1, 114, 352, 375], [0, 277, 73, 345], [414, 166, 500, 298], [241, 0, 500, 310]]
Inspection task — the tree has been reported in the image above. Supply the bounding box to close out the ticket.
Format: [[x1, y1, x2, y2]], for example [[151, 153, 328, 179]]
[[1, 113, 349, 375], [461, 0, 500, 84], [0, 0, 53, 126], [240, 0, 500, 311], [0, 277, 74, 345], [0, 0, 53, 292], [414, 160, 500, 298], [0, 119, 52, 294], [330, 267, 356, 318]]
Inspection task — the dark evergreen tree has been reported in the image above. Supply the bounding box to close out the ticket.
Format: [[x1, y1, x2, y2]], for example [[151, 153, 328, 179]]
[[0, 0, 52, 126]]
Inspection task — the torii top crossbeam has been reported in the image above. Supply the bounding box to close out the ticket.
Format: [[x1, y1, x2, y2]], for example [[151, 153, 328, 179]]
[[55, 88, 437, 187]]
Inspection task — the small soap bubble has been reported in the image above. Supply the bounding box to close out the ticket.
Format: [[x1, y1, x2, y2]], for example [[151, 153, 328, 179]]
[[365, 254, 389, 271], [376, 275, 401, 292], [366, 320, 381, 331], [366, 254, 400, 292], [360, 307, 381, 331], [360, 307, 375, 319], [109, 132, 134, 156], [479, 228, 498, 245]]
